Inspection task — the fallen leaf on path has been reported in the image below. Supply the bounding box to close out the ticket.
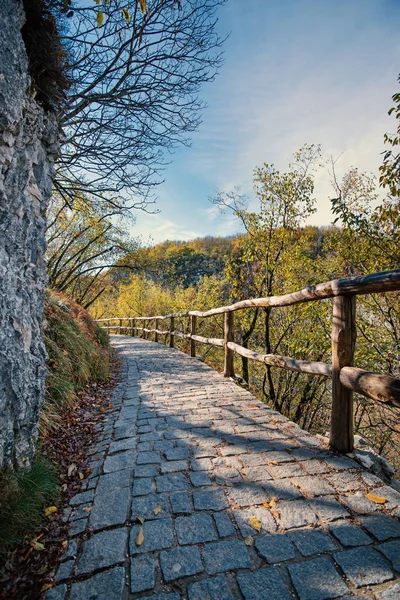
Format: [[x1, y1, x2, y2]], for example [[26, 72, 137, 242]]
[[244, 535, 254, 546], [32, 541, 45, 552], [247, 405, 257, 408], [67, 463, 77, 477], [270, 460, 278, 465], [78, 472, 85, 480], [41, 584, 53, 593], [137, 516, 145, 524], [44, 506, 58, 517], [249, 516, 261, 533], [135, 526, 144, 546], [153, 504, 162, 515], [365, 492, 387, 504], [83, 507, 94, 513]]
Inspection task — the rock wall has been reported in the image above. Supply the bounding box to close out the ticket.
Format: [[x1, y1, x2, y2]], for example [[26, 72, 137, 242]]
[[0, 0, 58, 469]]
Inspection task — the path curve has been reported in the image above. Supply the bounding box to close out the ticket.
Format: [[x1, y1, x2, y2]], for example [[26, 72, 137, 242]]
[[48, 336, 400, 600]]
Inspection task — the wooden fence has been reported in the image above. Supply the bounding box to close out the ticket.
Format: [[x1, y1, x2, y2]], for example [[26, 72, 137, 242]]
[[96, 268, 400, 454]]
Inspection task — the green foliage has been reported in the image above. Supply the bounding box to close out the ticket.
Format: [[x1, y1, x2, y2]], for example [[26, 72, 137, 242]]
[[42, 292, 110, 435], [0, 458, 58, 557], [379, 75, 400, 198]]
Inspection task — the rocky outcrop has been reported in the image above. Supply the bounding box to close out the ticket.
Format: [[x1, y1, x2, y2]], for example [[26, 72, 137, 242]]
[[0, 0, 58, 469]]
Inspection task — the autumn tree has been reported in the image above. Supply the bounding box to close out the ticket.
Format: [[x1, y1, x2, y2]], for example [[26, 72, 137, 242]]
[[214, 145, 322, 398], [55, 0, 226, 212]]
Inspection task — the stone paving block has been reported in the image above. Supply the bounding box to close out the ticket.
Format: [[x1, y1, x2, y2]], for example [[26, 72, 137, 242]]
[[242, 466, 273, 483], [137, 441, 153, 452], [190, 471, 212, 487], [90, 487, 130, 530], [156, 473, 188, 493], [265, 450, 296, 463], [308, 496, 350, 522], [191, 458, 213, 471], [130, 518, 174, 554], [136, 451, 161, 464], [61, 538, 77, 562], [374, 485, 400, 510], [239, 454, 266, 467], [376, 583, 400, 600], [288, 529, 337, 556], [323, 456, 360, 471], [70, 489, 95, 506], [342, 491, 381, 514], [170, 491, 192, 514], [68, 518, 87, 537], [328, 520, 373, 547], [192, 446, 218, 458], [109, 438, 137, 454], [70, 567, 126, 600], [175, 513, 218, 545], [277, 500, 318, 529], [131, 493, 169, 521], [104, 450, 135, 473], [187, 575, 234, 600], [378, 540, 400, 571], [260, 479, 303, 501], [267, 462, 304, 479], [254, 534, 295, 563], [334, 547, 394, 588], [165, 448, 190, 460], [213, 511, 236, 538], [134, 464, 158, 478], [202, 540, 251, 574], [193, 489, 229, 511], [291, 475, 335, 497], [160, 546, 204, 581], [132, 477, 154, 496], [140, 432, 162, 442], [154, 440, 175, 451], [325, 471, 362, 492], [44, 584, 67, 600], [160, 460, 188, 474], [233, 507, 277, 536], [54, 559, 74, 582], [227, 484, 267, 507], [77, 528, 128, 574], [220, 445, 248, 456], [96, 470, 131, 495], [288, 556, 349, 600], [360, 514, 400, 541], [301, 459, 331, 475], [145, 594, 181, 600], [130, 554, 155, 592], [237, 567, 291, 600], [214, 467, 243, 486]]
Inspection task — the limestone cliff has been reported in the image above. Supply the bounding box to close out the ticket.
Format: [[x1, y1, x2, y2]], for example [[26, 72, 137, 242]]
[[0, 0, 59, 469]]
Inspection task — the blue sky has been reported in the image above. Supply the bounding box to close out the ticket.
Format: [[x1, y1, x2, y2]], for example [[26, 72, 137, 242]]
[[132, 0, 400, 245]]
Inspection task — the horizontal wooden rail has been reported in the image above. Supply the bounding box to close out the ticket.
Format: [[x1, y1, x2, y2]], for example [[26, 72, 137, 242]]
[[96, 268, 400, 453]]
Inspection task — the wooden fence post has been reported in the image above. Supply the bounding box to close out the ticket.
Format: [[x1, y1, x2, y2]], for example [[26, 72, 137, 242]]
[[223, 311, 235, 377], [155, 319, 159, 343], [107, 319, 110, 334], [330, 295, 356, 453], [119, 318, 122, 335], [130, 318, 134, 337], [190, 315, 196, 357], [170, 316, 175, 348]]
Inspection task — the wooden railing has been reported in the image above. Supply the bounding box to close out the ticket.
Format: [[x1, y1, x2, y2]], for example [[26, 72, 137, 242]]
[[96, 268, 400, 454]]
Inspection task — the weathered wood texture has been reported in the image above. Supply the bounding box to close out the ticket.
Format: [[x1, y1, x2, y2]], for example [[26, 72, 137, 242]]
[[190, 316, 196, 357], [169, 316, 175, 348], [340, 367, 400, 409], [227, 342, 333, 377], [223, 311, 235, 378], [330, 295, 356, 453]]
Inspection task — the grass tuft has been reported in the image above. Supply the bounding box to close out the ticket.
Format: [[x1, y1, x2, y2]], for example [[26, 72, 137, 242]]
[[0, 458, 58, 558], [41, 291, 110, 435]]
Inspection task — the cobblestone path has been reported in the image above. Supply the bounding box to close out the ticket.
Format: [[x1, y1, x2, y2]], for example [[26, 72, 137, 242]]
[[48, 336, 400, 600]]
